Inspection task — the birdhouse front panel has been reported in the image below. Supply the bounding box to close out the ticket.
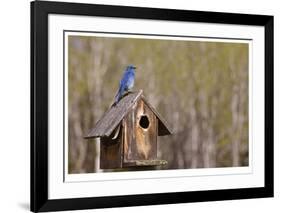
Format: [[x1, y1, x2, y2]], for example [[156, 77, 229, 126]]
[[123, 99, 157, 163]]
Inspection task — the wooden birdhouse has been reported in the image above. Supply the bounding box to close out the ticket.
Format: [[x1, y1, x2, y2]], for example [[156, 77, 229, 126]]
[[85, 90, 172, 169]]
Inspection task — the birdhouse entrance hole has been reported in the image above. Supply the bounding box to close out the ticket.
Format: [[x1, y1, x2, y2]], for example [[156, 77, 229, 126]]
[[139, 115, 150, 129]]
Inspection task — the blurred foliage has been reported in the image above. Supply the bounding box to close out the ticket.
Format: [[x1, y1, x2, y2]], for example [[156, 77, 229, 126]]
[[68, 35, 248, 173]]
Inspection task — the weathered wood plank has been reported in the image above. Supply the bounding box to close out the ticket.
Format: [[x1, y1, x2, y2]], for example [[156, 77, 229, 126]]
[[85, 90, 143, 138], [135, 99, 157, 160], [123, 159, 167, 167], [123, 99, 157, 162], [100, 127, 122, 169], [141, 95, 173, 136]]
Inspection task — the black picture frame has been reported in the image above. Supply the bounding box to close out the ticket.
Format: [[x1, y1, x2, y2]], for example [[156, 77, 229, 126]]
[[31, 1, 274, 212]]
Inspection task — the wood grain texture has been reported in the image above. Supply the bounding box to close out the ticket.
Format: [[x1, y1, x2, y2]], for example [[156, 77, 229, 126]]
[[141, 96, 173, 136], [123, 159, 168, 167], [123, 99, 157, 162], [100, 126, 123, 169], [85, 90, 143, 138]]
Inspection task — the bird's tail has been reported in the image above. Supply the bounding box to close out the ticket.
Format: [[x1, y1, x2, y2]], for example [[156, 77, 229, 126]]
[[111, 88, 121, 107], [114, 89, 121, 104]]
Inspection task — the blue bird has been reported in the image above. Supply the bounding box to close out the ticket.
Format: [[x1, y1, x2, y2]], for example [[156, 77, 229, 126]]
[[114, 65, 136, 104]]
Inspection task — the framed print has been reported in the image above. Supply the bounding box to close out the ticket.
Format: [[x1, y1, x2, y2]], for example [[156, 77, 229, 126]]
[[31, 1, 274, 212]]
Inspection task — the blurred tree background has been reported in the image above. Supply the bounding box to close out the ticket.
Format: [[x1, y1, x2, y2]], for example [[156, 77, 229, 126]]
[[68, 35, 249, 173]]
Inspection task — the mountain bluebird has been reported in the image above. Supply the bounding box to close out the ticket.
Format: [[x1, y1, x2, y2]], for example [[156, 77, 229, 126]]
[[114, 65, 136, 104]]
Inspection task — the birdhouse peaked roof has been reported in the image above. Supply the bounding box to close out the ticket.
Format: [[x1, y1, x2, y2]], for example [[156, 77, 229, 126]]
[[85, 90, 172, 139]]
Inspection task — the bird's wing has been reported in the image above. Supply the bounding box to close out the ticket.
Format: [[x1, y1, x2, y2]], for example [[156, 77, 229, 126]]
[[120, 70, 130, 84], [114, 69, 134, 104], [114, 78, 126, 103]]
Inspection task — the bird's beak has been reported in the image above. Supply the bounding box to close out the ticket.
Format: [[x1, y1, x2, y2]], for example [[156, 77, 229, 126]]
[[133, 66, 137, 69]]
